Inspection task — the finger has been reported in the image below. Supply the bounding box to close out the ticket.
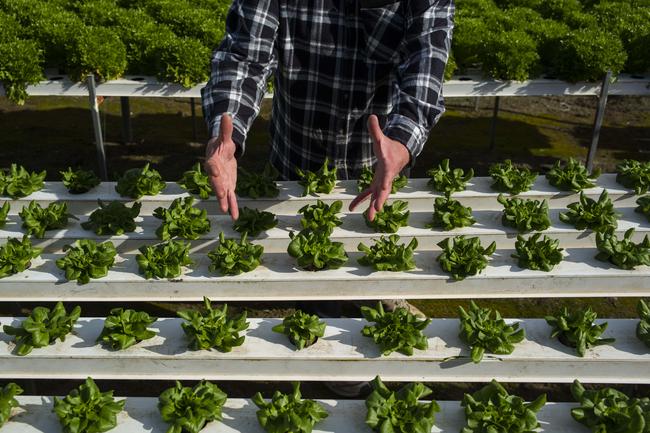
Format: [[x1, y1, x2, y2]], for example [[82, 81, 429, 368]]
[[227, 190, 239, 220], [219, 113, 234, 143], [374, 185, 391, 213], [367, 115, 384, 156], [349, 188, 373, 211], [366, 195, 378, 221], [210, 178, 229, 214]]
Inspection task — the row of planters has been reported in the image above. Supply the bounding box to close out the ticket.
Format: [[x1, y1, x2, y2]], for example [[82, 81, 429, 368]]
[[2, 297, 650, 358], [1, 375, 647, 433], [1, 0, 649, 105]]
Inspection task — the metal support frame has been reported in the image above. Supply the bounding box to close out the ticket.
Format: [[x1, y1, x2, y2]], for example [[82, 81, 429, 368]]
[[586, 71, 612, 172], [191, 98, 198, 141], [489, 96, 500, 151], [120, 96, 133, 144], [86, 75, 108, 180]]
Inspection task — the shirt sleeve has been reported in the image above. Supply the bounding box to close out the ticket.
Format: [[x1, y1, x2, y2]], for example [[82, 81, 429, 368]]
[[382, 0, 455, 164], [200, 0, 279, 158]]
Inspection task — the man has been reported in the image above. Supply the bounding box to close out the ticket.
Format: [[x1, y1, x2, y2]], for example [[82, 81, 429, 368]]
[[202, 0, 454, 220]]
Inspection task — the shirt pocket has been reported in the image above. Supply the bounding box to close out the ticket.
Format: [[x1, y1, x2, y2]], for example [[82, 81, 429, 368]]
[[358, 2, 405, 64]]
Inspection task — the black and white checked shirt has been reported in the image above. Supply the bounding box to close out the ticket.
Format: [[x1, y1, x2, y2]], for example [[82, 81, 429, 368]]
[[201, 0, 454, 180]]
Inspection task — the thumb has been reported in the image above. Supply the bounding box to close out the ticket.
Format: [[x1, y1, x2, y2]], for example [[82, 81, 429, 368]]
[[219, 113, 234, 143], [367, 114, 384, 155]]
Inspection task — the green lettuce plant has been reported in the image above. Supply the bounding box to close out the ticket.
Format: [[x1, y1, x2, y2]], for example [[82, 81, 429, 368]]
[[437, 236, 496, 281], [237, 163, 280, 198], [3, 302, 81, 356], [53, 377, 125, 433], [365, 376, 440, 433], [81, 200, 141, 235], [0, 39, 44, 105], [489, 160, 537, 194], [60, 167, 101, 194], [560, 190, 620, 232], [253, 382, 328, 433], [616, 159, 650, 195], [458, 301, 525, 363], [0, 202, 8, 228], [136, 240, 194, 279], [177, 162, 212, 199], [637, 299, 650, 349], [636, 196, 650, 222], [358, 234, 418, 272], [512, 233, 563, 271], [98, 308, 158, 350], [19, 201, 77, 238], [426, 159, 473, 194], [461, 380, 546, 433], [595, 228, 650, 270], [545, 158, 600, 192], [153, 196, 211, 240], [357, 165, 408, 193], [426, 195, 476, 230], [361, 302, 430, 356], [287, 229, 348, 270], [56, 240, 117, 284], [0, 236, 42, 278], [299, 200, 342, 234], [296, 158, 337, 196], [207, 232, 264, 275], [0, 383, 23, 427], [545, 307, 615, 357], [364, 200, 410, 233], [232, 207, 278, 236], [178, 297, 249, 352], [159, 380, 227, 433], [272, 310, 326, 349], [498, 195, 550, 233], [0, 164, 46, 198], [115, 163, 166, 198]]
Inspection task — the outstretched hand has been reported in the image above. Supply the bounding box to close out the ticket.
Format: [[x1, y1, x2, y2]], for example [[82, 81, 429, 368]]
[[349, 115, 410, 220], [205, 113, 239, 220]]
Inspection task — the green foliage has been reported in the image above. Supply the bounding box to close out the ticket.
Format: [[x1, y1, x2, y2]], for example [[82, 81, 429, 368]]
[[3, 302, 81, 356], [361, 301, 430, 356], [98, 308, 158, 350], [512, 233, 564, 271], [0, 39, 44, 105], [81, 200, 141, 235], [159, 380, 227, 433], [545, 306, 614, 357], [0, 202, 9, 228], [636, 196, 650, 222], [19, 201, 77, 238], [0, 164, 46, 198], [136, 240, 194, 279], [481, 29, 540, 80], [152, 35, 211, 88], [56, 240, 117, 284], [153, 196, 210, 241], [0, 383, 23, 427], [115, 163, 166, 198], [637, 299, 650, 349], [177, 162, 212, 199], [296, 158, 337, 196], [237, 164, 280, 199], [272, 310, 326, 350], [232, 207, 278, 237], [207, 232, 264, 275], [60, 167, 101, 194], [177, 297, 249, 352], [358, 235, 418, 272], [53, 377, 125, 433], [437, 236, 497, 281], [559, 190, 620, 232], [571, 379, 650, 433], [426, 196, 476, 230], [545, 158, 600, 192], [461, 379, 547, 433], [426, 159, 474, 194], [498, 194, 551, 232], [616, 159, 650, 195], [364, 200, 410, 233], [489, 160, 538, 194], [299, 200, 342, 234], [0, 236, 42, 278], [253, 382, 328, 433], [458, 301, 525, 363], [357, 165, 408, 193], [287, 229, 348, 271], [67, 25, 127, 81], [596, 228, 650, 270], [365, 376, 440, 433]]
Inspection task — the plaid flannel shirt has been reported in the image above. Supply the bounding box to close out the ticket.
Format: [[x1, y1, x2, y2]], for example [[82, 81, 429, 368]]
[[201, 0, 454, 180]]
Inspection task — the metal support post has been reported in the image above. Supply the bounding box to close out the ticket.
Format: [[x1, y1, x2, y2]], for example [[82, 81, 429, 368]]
[[586, 70, 612, 173], [120, 96, 133, 144], [489, 96, 500, 151], [191, 98, 198, 141], [474, 97, 480, 111], [86, 75, 108, 180]]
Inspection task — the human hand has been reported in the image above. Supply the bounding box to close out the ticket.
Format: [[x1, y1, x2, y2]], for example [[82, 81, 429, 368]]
[[349, 115, 410, 220], [205, 113, 239, 220]]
